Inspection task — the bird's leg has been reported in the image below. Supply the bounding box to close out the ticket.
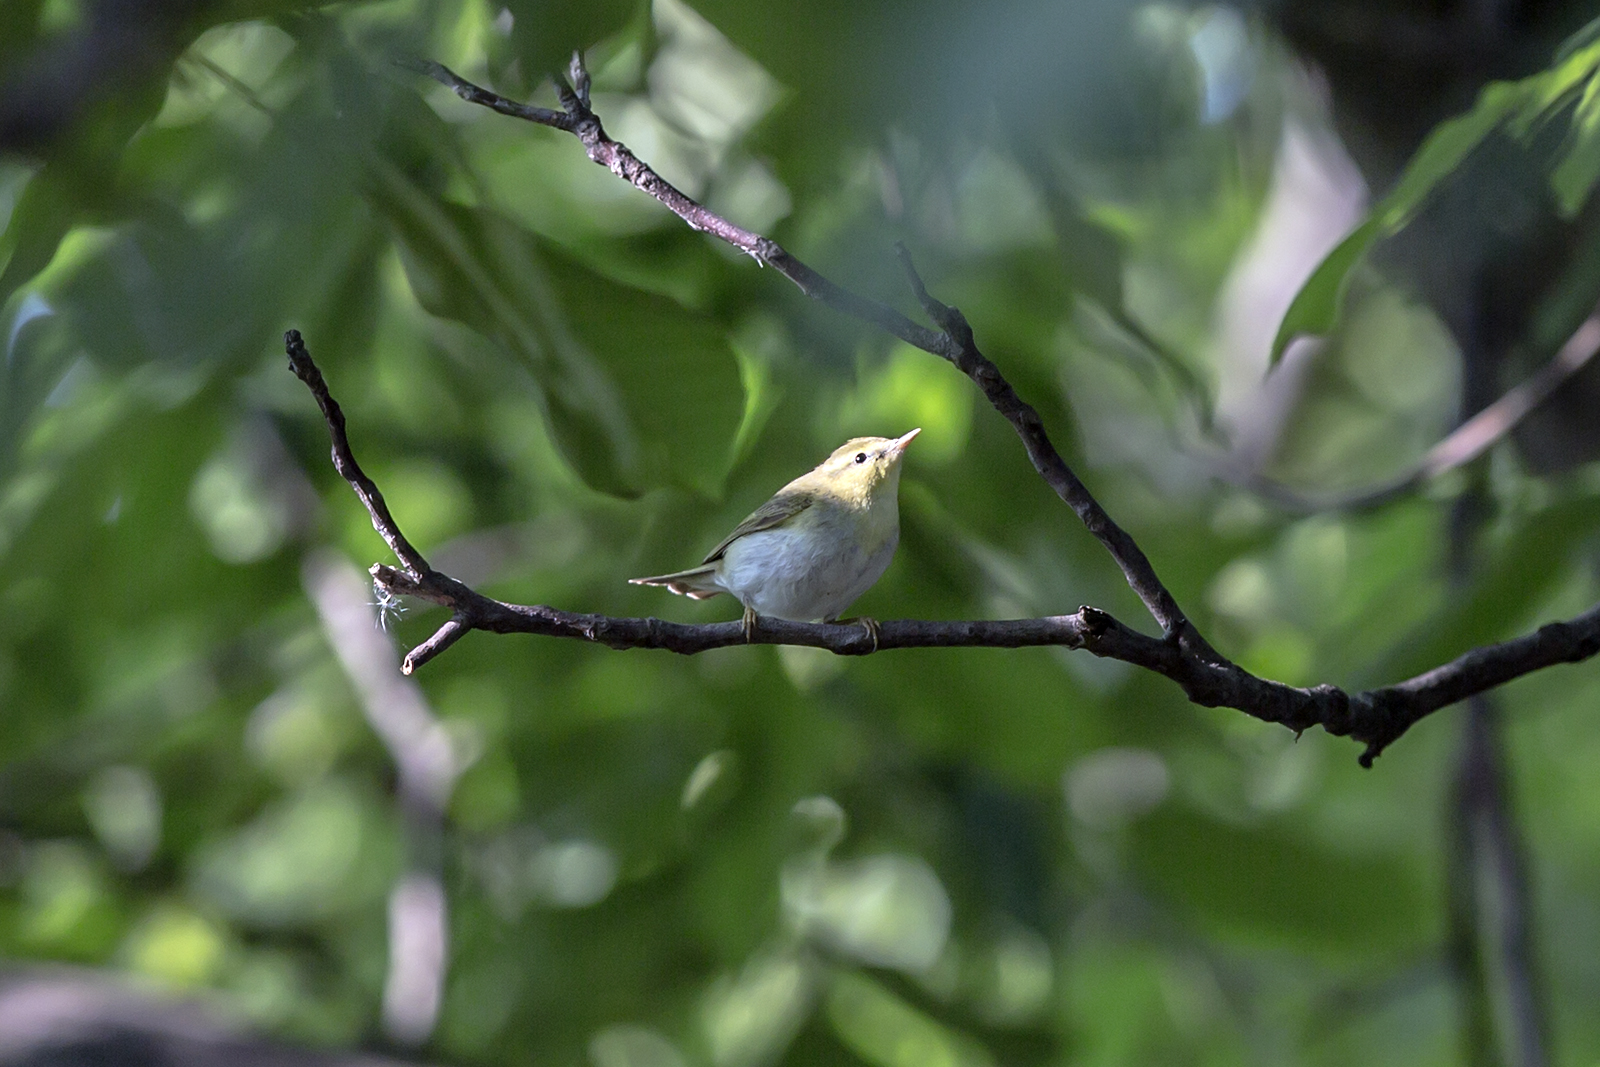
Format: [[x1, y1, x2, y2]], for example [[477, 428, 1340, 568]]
[[741, 603, 758, 643]]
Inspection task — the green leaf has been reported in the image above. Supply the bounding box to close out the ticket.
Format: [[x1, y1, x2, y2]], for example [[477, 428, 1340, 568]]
[[539, 241, 746, 497], [0, 165, 86, 312], [1555, 13, 1600, 63], [1380, 80, 1528, 230], [1268, 218, 1378, 366], [365, 157, 742, 497], [1270, 48, 1600, 365], [826, 970, 994, 1067], [1552, 74, 1600, 217], [1509, 35, 1600, 136]]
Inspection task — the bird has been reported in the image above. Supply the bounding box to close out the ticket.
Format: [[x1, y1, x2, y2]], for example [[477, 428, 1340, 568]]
[[630, 429, 921, 647]]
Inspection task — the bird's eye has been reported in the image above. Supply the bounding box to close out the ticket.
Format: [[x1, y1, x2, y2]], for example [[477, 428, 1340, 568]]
[[855, 452, 868, 464]]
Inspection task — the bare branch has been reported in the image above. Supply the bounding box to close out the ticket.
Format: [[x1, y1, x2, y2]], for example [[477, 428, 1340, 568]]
[[1248, 304, 1600, 514], [285, 330, 431, 575], [567, 51, 591, 109], [394, 56, 572, 129], [289, 326, 1600, 765], [1423, 312, 1600, 478], [893, 244, 1199, 643], [401, 611, 471, 675]]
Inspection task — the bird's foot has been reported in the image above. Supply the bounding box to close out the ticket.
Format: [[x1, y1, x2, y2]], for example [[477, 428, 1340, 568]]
[[741, 604, 758, 643], [834, 616, 879, 653]]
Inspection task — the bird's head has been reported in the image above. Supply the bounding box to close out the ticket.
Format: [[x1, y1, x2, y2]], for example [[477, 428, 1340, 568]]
[[801, 428, 921, 506]]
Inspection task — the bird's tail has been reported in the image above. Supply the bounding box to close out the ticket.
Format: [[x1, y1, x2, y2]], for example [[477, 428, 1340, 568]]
[[628, 566, 724, 600]]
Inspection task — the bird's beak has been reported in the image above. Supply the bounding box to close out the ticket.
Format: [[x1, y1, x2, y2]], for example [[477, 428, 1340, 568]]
[[888, 428, 921, 457]]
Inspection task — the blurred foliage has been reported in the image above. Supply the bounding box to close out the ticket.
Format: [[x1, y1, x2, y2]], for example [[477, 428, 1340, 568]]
[[2, 1, 1600, 1065], [1272, 16, 1600, 364]]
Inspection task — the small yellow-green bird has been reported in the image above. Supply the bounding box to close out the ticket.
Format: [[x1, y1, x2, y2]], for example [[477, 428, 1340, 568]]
[[630, 429, 921, 642]]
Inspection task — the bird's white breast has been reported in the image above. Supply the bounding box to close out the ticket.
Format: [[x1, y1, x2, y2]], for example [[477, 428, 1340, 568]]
[[714, 521, 899, 623]]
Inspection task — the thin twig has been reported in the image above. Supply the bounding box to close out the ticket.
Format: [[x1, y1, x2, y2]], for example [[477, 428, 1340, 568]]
[[1422, 313, 1600, 478], [285, 330, 431, 575], [1248, 305, 1600, 514], [892, 244, 1200, 645]]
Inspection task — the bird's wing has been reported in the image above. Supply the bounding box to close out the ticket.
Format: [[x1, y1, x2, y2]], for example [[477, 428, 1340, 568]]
[[703, 491, 813, 563]]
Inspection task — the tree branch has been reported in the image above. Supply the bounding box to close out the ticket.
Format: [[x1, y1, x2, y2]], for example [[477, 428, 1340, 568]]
[[402, 55, 1194, 643], [1448, 698, 1551, 1067], [306, 51, 1600, 767], [286, 333, 1600, 766], [285, 331, 431, 575], [1247, 306, 1600, 514]]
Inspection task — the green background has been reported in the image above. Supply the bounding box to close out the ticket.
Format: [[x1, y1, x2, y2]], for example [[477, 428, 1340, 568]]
[[3, 0, 1600, 1063]]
